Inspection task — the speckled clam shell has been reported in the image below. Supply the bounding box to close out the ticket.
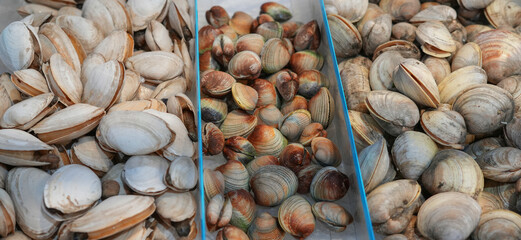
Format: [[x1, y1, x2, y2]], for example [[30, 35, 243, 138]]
[[250, 165, 298, 207]]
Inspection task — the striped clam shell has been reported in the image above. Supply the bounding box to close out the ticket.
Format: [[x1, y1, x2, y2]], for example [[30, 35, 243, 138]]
[[204, 169, 225, 201], [226, 189, 256, 232], [216, 159, 250, 193], [278, 195, 315, 239], [248, 125, 288, 157], [310, 167, 350, 201], [246, 155, 280, 176], [250, 165, 298, 207], [248, 212, 285, 240], [312, 202, 353, 232]]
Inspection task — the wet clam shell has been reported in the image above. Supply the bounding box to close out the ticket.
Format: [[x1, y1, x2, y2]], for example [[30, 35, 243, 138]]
[[289, 50, 324, 74], [278, 195, 315, 239], [359, 138, 390, 192], [207, 194, 232, 232], [216, 225, 249, 240], [251, 79, 279, 108], [299, 122, 327, 146], [281, 95, 308, 115], [312, 202, 352, 232], [248, 124, 288, 157], [248, 212, 285, 240], [231, 82, 258, 111], [204, 169, 225, 201], [260, 2, 292, 22], [278, 109, 311, 142], [310, 167, 349, 201], [308, 87, 334, 128], [420, 104, 467, 149], [279, 143, 312, 174], [227, 189, 256, 232], [293, 20, 320, 51], [246, 155, 280, 176], [216, 159, 250, 193], [220, 110, 258, 139], [228, 51, 262, 80], [311, 137, 341, 167], [201, 98, 227, 124], [298, 70, 327, 99], [254, 104, 283, 128], [250, 165, 298, 207], [223, 136, 256, 164], [122, 155, 169, 195], [476, 147, 521, 183], [235, 34, 265, 55], [164, 156, 198, 192]]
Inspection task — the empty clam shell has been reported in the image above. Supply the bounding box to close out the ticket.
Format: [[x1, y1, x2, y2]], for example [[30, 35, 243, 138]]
[[109, 99, 166, 113], [217, 159, 250, 193], [207, 194, 232, 232], [127, 0, 168, 32], [310, 167, 349, 201], [278, 195, 315, 239], [39, 22, 85, 73], [43, 53, 83, 106], [392, 131, 438, 180], [250, 165, 298, 206], [55, 15, 103, 54], [227, 189, 256, 232], [126, 51, 184, 81], [82, 60, 125, 109], [82, 0, 132, 36], [312, 202, 353, 232], [122, 155, 169, 195], [93, 31, 134, 62], [164, 156, 198, 192], [101, 163, 128, 198], [11, 69, 49, 97], [0, 129, 52, 166], [248, 212, 285, 240], [145, 20, 174, 52], [0, 21, 38, 72], [156, 192, 196, 225]]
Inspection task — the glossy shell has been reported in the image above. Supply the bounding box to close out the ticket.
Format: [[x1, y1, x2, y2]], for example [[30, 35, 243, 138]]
[[250, 165, 298, 207], [278, 195, 315, 239], [310, 167, 349, 201]]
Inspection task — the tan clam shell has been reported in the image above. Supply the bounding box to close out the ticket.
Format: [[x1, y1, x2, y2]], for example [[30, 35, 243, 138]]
[[0, 188, 15, 238], [206, 194, 232, 232], [107, 221, 149, 240], [420, 104, 467, 149], [451, 42, 482, 71], [0, 129, 52, 166], [82, 0, 132, 36], [93, 31, 134, 62], [308, 87, 334, 128], [168, 0, 194, 40], [127, 0, 168, 31], [70, 136, 114, 175], [254, 104, 283, 128], [11, 69, 49, 96], [379, 0, 421, 21], [133, 82, 156, 100], [217, 159, 250, 193], [392, 131, 438, 180], [43, 53, 83, 106], [18, 4, 57, 17], [485, 0, 521, 29], [278, 195, 315, 238], [204, 169, 225, 201], [250, 165, 298, 207], [417, 192, 481, 240], [39, 22, 85, 73], [358, 4, 393, 56], [415, 21, 457, 57], [55, 15, 103, 54], [220, 110, 258, 139], [498, 76, 521, 114], [393, 58, 440, 107], [438, 66, 487, 105], [422, 56, 451, 85], [117, 70, 143, 103], [145, 20, 174, 52], [80, 53, 105, 85], [126, 51, 184, 82], [369, 51, 404, 90], [260, 38, 291, 74], [0, 93, 58, 130], [248, 212, 285, 240], [96, 110, 172, 155], [82, 60, 124, 109], [472, 209, 521, 239], [373, 40, 421, 61], [122, 155, 169, 195], [327, 14, 362, 58], [164, 156, 198, 192], [312, 202, 353, 232], [410, 5, 456, 23], [31, 103, 105, 145], [476, 147, 521, 183], [156, 192, 196, 224], [70, 195, 155, 239], [7, 168, 60, 239], [279, 109, 312, 142], [232, 82, 258, 111], [109, 99, 166, 113], [477, 191, 504, 214], [324, 0, 368, 22]]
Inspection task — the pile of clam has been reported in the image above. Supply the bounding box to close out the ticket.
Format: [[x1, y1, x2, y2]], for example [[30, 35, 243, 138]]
[[326, 0, 521, 239], [0, 0, 200, 239], [199, 2, 352, 239]]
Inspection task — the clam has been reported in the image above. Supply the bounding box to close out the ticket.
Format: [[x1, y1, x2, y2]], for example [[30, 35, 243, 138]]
[[270, 69, 298, 102], [71, 136, 114, 176], [289, 50, 324, 74], [453, 84, 515, 135], [282, 21, 301, 39], [250, 165, 298, 206], [0, 165, 7, 189], [246, 155, 280, 176], [55, 15, 103, 54], [256, 22, 283, 40], [126, 51, 183, 82], [259, 2, 291, 22], [252, 78, 279, 108], [150, 77, 187, 99], [167, 0, 194, 40], [391, 22, 416, 42], [324, 0, 368, 22], [0, 73, 22, 110], [278, 195, 315, 239], [358, 4, 393, 56], [422, 149, 484, 198], [43, 164, 101, 219], [0, 188, 15, 238], [278, 109, 311, 142], [299, 122, 327, 146], [308, 87, 334, 128], [92, 31, 133, 63], [251, 14, 275, 33], [365, 90, 420, 137], [476, 147, 521, 183], [416, 21, 457, 58], [379, 0, 421, 21], [145, 20, 174, 52], [216, 159, 250, 193], [475, 30, 521, 84], [199, 25, 223, 53], [498, 76, 521, 113], [438, 66, 487, 105], [417, 192, 481, 240], [203, 122, 225, 156], [82, 0, 132, 36], [201, 98, 227, 124], [100, 163, 128, 198], [204, 169, 225, 201], [393, 58, 440, 107], [349, 110, 384, 151], [155, 192, 197, 238], [458, 0, 495, 10], [359, 138, 390, 192], [367, 179, 422, 234], [484, 182, 518, 211], [43, 53, 83, 106], [227, 189, 256, 232], [478, 191, 504, 214], [216, 225, 249, 240], [122, 155, 169, 195], [410, 5, 457, 23], [281, 95, 308, 115], [372, 40, 421, 60], [261, 38, 291, 74], [0, 93, 58, 130], [207, 194, 232, 232], [452, 42, 482, 71], [163, 94, 197, 142], [229, 11, 253, 35], [206, 6, 229, 28], [228, 51, 262, 80], [392, 131, 438, 180], [248, 124, 288, 157], [82, 60, 124, 109], [279, 143, 312, 174], [211, 34, 234, 68], [223, 136, 256, 164], [117, 70, 143, 103], [0, 129, 53, 167], [96, 110, 172, 155], [7, 168, 60, 239], [472, 209, 521, 239], [298, 70, 327, 99], [17, 3, 57, 17], [422, 56, 451, 85], [311, 137, 341, 167], [0, 21, 39, 72], [201, 70, 236, 97], [235, 34, 265, 55], [248, 212, 285, 240], [232, 83, 258, 111], [11, 69, 49, 97], [312, 202, 353, 232], [109, 99, 166, 113], [296, 164, 322, 194], [369, 51, 404, 90], [310, 167, 349, 201], [31, 103, 104, 145], [327, 14, 362, 58], [420, 104, 467, 149], [254, 105, 283, 128], [164, 156, 198, 192], [485, 0, 521, 29], [126, 0, 167, 32], [293, 20, 320, 51], [220, 110, 258, 139]]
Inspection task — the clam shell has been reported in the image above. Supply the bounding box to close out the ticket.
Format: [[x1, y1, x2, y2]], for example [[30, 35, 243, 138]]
[[369, 51, 404, 90], [298, 70, 328, 99], [417, 192, 481, 240], [281, 95, 308, 115], [358, 4, 392, 56], [299, 122, 327, 146], [164, 156, 198, 192], [206, 6, 230, 28], [250, 165, 298, 206], [201, 97, 227, 124], [294, 20, 320, 51], [278, 109, 311, 142], [232, 82, 258, 111], [273, 69, 299, 102], [484, 0, 521, 29], [0, 188, 15, 238], [55, 15, 103, 54], [43, 53, 83, 106], [246, 155, 280, 176], [127, 0, 167, 31], [207, 194, 232, 232], [70, 195, 155, 239], [312, 202, 353, 232], [126, 51, 184, 81], [31, 103, 105, 145], [310, 167, 349, 201], [289, 50, 324, 74], [379, 0, 420, 21], [422, 149, 484, 198], [278, 195, 315, 239], [248, 212, 285, 240], [372, 40, 421, 61], [201, 70, 236, 97], [168, 0, 194, 40], [410, 5, 456, 23], [438, 66, 487, 105], [146, 20, 174, 52], [0, 21, 37, 71], [279, 143, 312, 174], [11, 69, 49, 96], [0, 93, 57, 130], [248, 125, 288, 157], [423, 56, 451, 85], [223, 136, 256, 164], [252, 78, 279, 109], [472, 209, 521, 239], [478, 191, 504, 214], [93, 31, 134, 62], [39, 22, 85, 73], [296, 164, 322, 194], [109, 99, 166, 113], [203, 168, 226, 201], [311, 137, 341, 167], [44, 164, 101, 216], [82, 60, 124, 109], [452, 42, 482, 71], [260, 2, 292, 22], [254, 104, 283, 128], [348, 110, 384, 151], [156, 192, 196, 223], [220, 110, 258, 139], [211, 34, 234, 68], [498, 76, 521, 114], [216, 159, 250, 193], [227, 189, 256, 232], [416, 21, 457, 57], [420, 104, 467, 149], [82, 0, 132, 36], [327, 14, 362, 58], [260, 38, 291, 74], [392, 131, 438, 180], [101, 163, 128, 197], [96, 110, 172, 155], [393, 58, 440, 108], [228, 51, 262, 80], [308, 87, 334, 128], [122, 155, 169, 195], [391, 22, 416, 42], [0, 129, 52, 166], [359, 138, 390, 192], [256, 21, 283, 40], [203, 122, 224, 156], [475, 30, 521, 84], [7, 168, 60, 239], [216, 225, 249, 240], [476, 147, 521, 183], [235, 34, 265, 55], [324, 0, 368, 22]]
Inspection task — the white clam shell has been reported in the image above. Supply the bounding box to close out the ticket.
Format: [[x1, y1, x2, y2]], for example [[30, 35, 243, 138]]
[[71, 136, 114, 174], [164, 156, 198, 192], [155, 192, 196, 222], [122, 155, 169, 195], [0, 21, 36, 72]]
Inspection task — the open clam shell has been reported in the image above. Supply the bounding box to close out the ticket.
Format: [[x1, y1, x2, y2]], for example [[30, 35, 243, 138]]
[[250, 165, 298, 207], [11, 69, 49, 97], [82, 60, 124, 109], [393, 58, 440, 108], [127, 0, 168, 32], [415, 21, 457, 58], [43, 53, 83, 106], [0, 188, 15, 238], [0, 93, 58, 130], [126, 51, 184, 82], [0, 21, 39, 72], [55, 15, 103, 54], [278, 195, 315, 239], [93, 31, 134, 62], [109, 99, 166, 113], [39, 22, 85, 73], [82, 0, 132, 36], [101, 163, 129, 198]]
